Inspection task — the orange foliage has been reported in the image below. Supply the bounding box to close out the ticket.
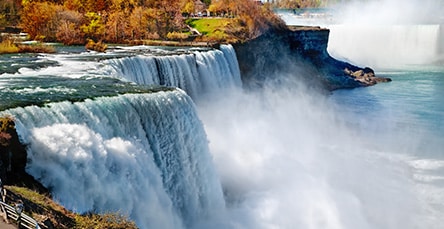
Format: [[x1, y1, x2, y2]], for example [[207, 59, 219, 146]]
[[18, 0, 284, 44], [20, 2, 61, 41]]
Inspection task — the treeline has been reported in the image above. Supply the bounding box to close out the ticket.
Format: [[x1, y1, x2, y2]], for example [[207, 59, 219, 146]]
[[0, 0, 285, 44]]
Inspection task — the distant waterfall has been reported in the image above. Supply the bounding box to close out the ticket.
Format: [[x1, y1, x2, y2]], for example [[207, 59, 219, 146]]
[[108, 45, 242, 98], [1, 91, 225, 229], [327, 24, 443, 68]]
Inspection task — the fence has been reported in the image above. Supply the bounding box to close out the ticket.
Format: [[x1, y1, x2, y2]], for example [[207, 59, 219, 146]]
[[0, 190, 40, 229]]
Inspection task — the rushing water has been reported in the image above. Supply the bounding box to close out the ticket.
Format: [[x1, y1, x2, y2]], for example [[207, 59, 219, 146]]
[[1, 5, 444, 228], [0, 45, 237, 228], [277, 2, 444, 228]]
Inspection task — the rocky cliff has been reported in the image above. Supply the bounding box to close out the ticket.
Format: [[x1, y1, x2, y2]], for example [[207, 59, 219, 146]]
[[234, 26, 391, 90], [0, 117, 47, 192]]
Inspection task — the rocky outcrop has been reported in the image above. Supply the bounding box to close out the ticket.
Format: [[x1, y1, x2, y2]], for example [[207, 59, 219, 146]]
[[344, 67, 391, 86], [233, 25, 391, 90], [0, 117, 47, 193]]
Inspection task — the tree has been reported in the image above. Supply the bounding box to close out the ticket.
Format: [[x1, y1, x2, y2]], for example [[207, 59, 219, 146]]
[[20, 2, 61, 41], [64, 0, 83, 11], [56, 10, 84, 44], [127, 7, 148, 40], [202, 0, 211, 6], [81, 12, 105, 40], [208, 0, 229, 16], [181, 0, 195, 16], [0, 0, 21, 27], [150, 0, 184, 38], [0, 14, 6, 28], [104, 11, 126, 42]]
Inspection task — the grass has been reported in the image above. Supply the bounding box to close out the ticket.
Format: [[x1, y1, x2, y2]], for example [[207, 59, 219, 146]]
[[186, 18, 238, 42], [0, 40, 20, 54], [75, 213, 137, 229], [0, 39, 55, 54], [186, 18, 232, 35], [6, 186, 137, 229]]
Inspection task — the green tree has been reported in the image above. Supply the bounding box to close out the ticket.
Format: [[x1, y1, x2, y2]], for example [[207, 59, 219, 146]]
[[81, 12, 105, 40]]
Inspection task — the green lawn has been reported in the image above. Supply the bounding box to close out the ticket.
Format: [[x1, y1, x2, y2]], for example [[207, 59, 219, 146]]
[[186, 18, 233, 36]]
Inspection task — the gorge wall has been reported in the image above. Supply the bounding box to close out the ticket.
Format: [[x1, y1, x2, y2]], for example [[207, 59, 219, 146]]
[[233, 26, 391, 90]]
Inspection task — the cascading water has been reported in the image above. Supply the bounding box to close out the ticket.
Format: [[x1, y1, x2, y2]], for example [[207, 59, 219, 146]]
[[1, 91, 225, 229], [280, 0, 444, 69], [327, 24, 443, 68], [107, 45, 242, 98], [2, 23, 444, 229], [270, 1, 444, 228]]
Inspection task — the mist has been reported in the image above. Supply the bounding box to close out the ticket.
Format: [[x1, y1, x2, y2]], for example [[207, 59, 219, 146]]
[[194, 63, 442, 228], [325, 0, 444, 68], [331, 0, 444, 25]]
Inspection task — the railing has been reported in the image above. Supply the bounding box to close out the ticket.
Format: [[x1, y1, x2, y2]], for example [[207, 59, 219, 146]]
[[0, 192, 40, 229]]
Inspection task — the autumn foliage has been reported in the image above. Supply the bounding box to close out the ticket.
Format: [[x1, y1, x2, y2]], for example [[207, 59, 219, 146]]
[[6, 0, 285, 44]]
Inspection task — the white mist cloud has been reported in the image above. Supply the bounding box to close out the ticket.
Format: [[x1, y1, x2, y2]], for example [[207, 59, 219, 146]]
[[196, 73, 430, 228], [324, 0, 444, 68], [333, 0, 444, 25]]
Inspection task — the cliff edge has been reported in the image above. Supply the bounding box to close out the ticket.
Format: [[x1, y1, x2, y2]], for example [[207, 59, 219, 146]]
[[234, 25, 391, 90]]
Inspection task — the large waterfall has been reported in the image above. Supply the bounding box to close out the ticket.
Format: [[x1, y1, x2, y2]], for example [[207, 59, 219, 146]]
[[2, 91, 225, 228], [2, 27, 444, 228], [327, 24, 444, 68], [0, 45, 243, 228]]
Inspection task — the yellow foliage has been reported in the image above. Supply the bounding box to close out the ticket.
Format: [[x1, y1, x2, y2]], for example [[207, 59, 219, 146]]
[[167, 32, 189, 41], [0, 40, 19, 54], [85, 39, 107, 52]]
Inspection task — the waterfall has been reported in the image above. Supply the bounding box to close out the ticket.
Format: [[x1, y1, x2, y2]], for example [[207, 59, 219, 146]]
[[327, 24, 443, 68], [108, 45, 242, 98], [1, 90, 225, 229]]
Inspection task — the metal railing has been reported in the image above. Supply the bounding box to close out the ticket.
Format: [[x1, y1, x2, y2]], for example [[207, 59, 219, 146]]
[[0, 193, 40, 229]]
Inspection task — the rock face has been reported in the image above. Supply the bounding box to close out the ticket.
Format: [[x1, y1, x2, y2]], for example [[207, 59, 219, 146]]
[[0, 117, 47, 192], [233, 26, 391, 90]]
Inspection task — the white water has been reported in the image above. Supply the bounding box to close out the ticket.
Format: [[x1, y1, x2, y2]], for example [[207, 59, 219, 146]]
[[196, 75, 444, 228], [2, 29, 444, 228], [107, 45, 242, 98], [281, 0, 444, 69], [328, 24, 443, 68], [1, 91, 225, 229], [263, 1, 444, 227]]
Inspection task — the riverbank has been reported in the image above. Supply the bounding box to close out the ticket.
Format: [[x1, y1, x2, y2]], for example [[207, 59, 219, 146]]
[[0, 40, 55, 54]]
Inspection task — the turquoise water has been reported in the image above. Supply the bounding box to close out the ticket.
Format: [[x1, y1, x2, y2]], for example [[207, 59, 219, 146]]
[[0, 46, 215, 111], [331, 67, 444, 156]]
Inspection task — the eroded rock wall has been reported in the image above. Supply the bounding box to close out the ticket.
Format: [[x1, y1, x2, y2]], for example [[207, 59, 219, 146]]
[[234, 26, 390, 90]]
